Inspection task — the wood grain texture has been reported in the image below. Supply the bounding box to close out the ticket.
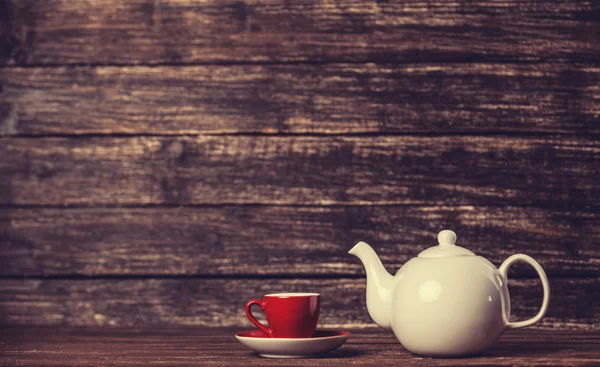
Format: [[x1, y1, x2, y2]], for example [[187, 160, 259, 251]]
[[2, 0, 600, 65], [1, 136, 598, 206], [1, 206, 598, 277], [2, 64, 600, 135], [2, 328, 600, 366], [0, 278, 597, 329]]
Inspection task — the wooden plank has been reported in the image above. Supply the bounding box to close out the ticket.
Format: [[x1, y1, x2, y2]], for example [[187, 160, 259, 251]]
[[2, 64, 599, 135], [0, 278, 597, 329], [1, 206, 598, 277], [0, 136, 598, 206], [1, 328, 600, 366], [2, 1, 599, 65]]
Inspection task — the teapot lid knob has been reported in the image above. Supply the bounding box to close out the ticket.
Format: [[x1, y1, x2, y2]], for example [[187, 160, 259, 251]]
[[419, 230, 474, 258], [438, 230, 457, 247]]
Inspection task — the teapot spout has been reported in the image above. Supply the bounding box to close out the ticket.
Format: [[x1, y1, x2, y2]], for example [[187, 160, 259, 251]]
[[349, 241, 395, 330]]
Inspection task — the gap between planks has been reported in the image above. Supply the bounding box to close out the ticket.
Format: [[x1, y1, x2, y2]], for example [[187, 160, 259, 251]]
[[2, 59, 596, 69], [4, 131, 600, 138], [0, 203, 597, 210]]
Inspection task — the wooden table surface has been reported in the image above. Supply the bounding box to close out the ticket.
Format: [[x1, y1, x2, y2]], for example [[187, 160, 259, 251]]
[[1, 327, 599, 367]]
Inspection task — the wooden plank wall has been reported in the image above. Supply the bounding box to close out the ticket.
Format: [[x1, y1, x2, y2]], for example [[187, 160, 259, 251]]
[[0, 0, 599, 330]]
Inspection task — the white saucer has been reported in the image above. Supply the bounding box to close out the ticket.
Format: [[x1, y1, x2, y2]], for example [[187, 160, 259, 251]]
[[235, 329, 350, 358]]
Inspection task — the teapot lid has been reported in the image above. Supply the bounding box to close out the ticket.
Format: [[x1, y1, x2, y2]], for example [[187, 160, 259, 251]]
[[418, 230, 475, 258]]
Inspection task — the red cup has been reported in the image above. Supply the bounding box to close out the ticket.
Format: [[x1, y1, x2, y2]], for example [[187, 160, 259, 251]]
[[245, 293, 321, 338]]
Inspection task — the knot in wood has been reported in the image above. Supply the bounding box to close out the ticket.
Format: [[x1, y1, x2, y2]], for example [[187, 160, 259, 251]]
[[166, 140, 185, 160], [13, 48, 28, 65], [31, 162, 55, 179], [205, 233, 220, 247]]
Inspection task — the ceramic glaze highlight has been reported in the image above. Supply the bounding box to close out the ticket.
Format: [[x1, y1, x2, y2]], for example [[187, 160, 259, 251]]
[[392, 256, 509, 356], [349, 230, 550, 357]]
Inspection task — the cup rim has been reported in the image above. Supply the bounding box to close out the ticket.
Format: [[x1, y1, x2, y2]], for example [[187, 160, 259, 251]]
[[264, 292, 320, 297]]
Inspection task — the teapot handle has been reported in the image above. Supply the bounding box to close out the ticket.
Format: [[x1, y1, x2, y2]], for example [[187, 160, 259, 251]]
[[499, 254, 550, 330]]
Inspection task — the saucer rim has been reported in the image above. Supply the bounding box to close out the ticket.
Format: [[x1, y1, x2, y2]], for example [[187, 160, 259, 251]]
[[235, 329, 350, 341]]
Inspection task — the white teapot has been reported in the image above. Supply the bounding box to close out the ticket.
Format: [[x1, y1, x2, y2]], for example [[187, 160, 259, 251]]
[[349, 230, 550, 357]]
